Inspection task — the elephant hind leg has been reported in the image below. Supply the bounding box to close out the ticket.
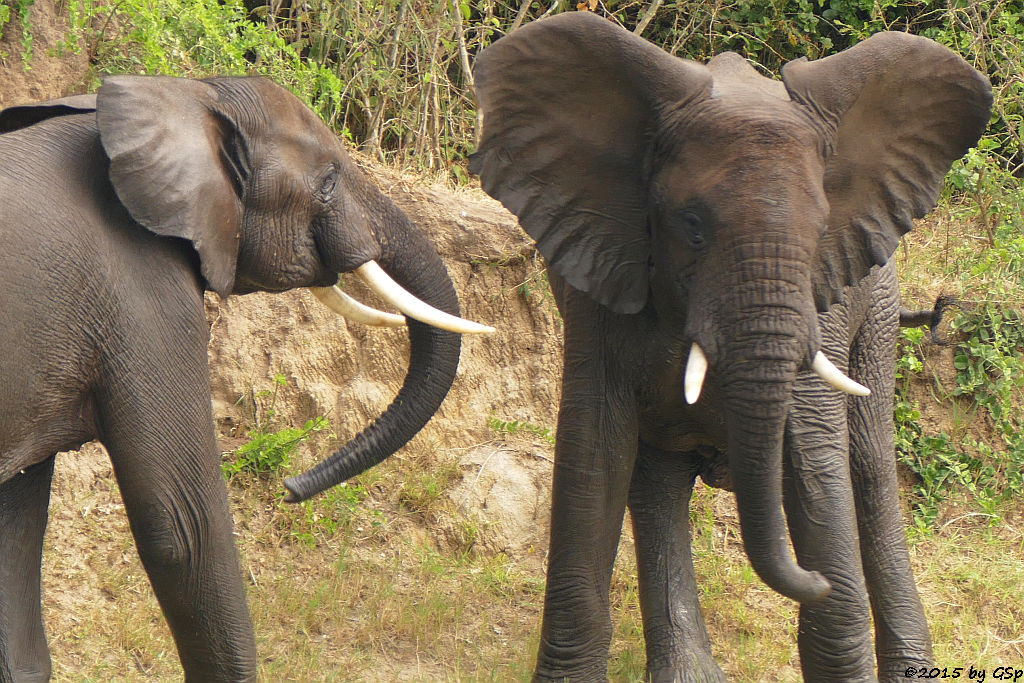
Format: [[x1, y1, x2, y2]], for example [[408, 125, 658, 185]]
[[628, 443, 726, 683], [0, 456, 56, 683], [847, 271, 933, 680]]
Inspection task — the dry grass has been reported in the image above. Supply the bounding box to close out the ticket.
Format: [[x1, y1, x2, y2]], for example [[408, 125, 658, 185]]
[[42, 435, 1024, 681]]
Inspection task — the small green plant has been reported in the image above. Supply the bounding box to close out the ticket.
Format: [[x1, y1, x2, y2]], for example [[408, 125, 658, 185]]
[[223, 373, 330, 479], [288, 483, 383, 547], [487, 415, 556, 445], [397, 460, 462, 516], [15, 0, 31, 65], [1, 0, 34, 67]]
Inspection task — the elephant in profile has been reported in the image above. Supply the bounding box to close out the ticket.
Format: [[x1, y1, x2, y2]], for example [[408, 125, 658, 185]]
[[470, 12, 991, 682], [0, 75, 490, 681]]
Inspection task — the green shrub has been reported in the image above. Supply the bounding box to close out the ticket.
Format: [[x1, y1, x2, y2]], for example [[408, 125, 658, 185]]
[[56, 0, 1023, 186], [223, 373, 330, 479], [1, 0, 36, 67], [896, 308, 1024, 530]]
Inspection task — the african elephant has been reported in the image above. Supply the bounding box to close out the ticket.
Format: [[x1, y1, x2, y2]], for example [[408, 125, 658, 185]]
[[470, 13, 991, 682], [0, 75, 489, 681]]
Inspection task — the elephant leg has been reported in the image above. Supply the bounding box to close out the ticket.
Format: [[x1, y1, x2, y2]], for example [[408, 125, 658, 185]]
[[0, 456, 55, 683], [848, 274, 932, 680], [628, 443, 725, 683], [534, 300, 639, 681], [96, 344, 257, 681], [784, 366, 875, 681]]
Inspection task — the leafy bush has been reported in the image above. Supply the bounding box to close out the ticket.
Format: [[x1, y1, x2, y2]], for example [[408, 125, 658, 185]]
[[896, 309, 1024, 530], [223, 373, 331, 479]]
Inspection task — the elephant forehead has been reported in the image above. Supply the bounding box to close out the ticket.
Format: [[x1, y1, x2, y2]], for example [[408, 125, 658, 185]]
[[668, 96, 822, 151], [656, 140, 826, 200]]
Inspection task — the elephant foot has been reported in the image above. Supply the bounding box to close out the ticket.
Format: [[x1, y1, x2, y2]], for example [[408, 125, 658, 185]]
[[647, 653, 728, 683], [878, 650, 933, 683], [533, 669, 600, 682]]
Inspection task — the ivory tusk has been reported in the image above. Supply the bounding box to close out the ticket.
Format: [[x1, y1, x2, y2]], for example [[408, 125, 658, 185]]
[[812, 351, 871, 396], [308, 285, 405, 327], [684, 342, 708, 405], [355, 261, 496, 335]]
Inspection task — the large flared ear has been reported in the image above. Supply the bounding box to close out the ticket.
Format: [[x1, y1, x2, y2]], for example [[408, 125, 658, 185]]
[[781, 32, 992, 309], [0, 93, 97, 133], [469, 12, 712, 314], [97, 75, 246, 295]]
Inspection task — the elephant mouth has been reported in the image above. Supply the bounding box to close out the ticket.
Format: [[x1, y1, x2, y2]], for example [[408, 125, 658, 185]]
[[682, 341, 869, 405], [308, 261, 495, 334]]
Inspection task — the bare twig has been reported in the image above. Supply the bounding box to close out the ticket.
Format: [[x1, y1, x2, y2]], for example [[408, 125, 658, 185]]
[[634, 0, 663, 36], [450, 0, 476, 100], [510, 0, 531, 32]]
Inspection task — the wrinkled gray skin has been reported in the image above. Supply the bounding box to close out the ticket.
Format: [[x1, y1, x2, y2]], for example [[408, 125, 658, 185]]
[[470, 14, 991, 682], [0, 75, 463, 681]]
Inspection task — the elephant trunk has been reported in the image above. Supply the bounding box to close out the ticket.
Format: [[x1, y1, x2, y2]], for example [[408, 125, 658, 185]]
[[722, 366, 831, 604], [711, 255, 831, 604], [283, 202, 461, 503]]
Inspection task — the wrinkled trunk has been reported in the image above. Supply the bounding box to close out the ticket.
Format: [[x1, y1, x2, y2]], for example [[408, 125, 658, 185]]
[[722, 368, 830, 604], [283, 203, 461, 503], [712, 255, 831, 603]]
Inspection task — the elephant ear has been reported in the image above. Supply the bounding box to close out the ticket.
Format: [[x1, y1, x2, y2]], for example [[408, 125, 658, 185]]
[[469, 12, 712, 314], [97, 75, 245, 295], [781, 32, 992, 309], [0, 93, 97, 133]]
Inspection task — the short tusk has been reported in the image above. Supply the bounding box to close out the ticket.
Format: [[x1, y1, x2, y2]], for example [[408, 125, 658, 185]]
[[812, 351, 870, 396], [355, 261, 495, 334], [308, 285, 405, 327], [684, 342, 708, 405]]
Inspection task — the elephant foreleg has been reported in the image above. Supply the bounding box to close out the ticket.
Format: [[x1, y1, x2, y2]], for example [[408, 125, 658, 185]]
[[784, 361, 875, 681], [0, 456, 55, 683], [535, 401, 638, 680], [849, 273, 933, 681], [629, 443, 725, 683], [95, 322, 257, 682], [535, 294, 640, 681]]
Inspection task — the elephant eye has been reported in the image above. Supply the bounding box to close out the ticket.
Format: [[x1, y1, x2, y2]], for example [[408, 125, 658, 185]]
[[679, 210, 708, 249], [316, 165, 339, 199]]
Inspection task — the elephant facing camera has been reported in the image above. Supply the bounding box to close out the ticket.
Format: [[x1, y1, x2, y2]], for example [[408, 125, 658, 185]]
[[470, 12, 992, 682]]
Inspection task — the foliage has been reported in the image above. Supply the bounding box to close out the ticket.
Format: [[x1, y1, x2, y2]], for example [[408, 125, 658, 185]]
[[223, 373, 331, 479], [288, 482, 385, 547], [895, 307, 1024, 530], [59, 0, 348, 137], [0, 3, 10, 43], [1, 0, 35, 67], [487, 415, 556, 445], [53, 0, 1020, 186]]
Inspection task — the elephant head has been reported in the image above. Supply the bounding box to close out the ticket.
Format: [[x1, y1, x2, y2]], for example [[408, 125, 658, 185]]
[[1, 75, 491, 502], [470, 13, 990, 602]]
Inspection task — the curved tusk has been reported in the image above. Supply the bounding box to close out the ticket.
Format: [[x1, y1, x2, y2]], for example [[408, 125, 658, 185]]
[[308, 285, 405, 328], [355, 261, 496, 335], [812, 351, 870, 396], [684, 342, 708, 405]]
